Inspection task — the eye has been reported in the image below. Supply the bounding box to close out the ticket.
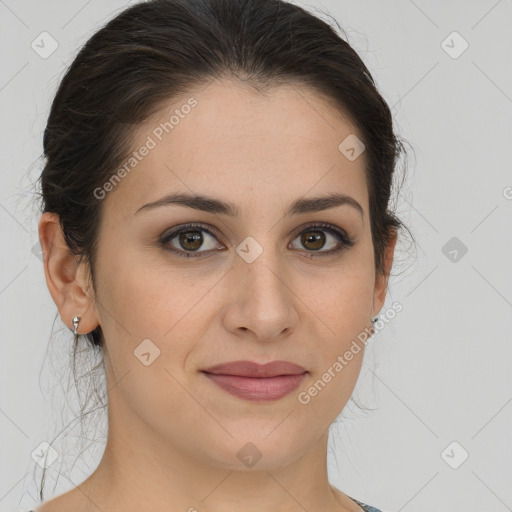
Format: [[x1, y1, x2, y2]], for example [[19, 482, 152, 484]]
[[159, 222, 354, 259], [289, 222, 354, 258], [159, 223, 224, 258]]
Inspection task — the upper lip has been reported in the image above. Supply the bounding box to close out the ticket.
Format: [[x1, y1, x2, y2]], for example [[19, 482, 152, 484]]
[[202, 360, 308, 378]]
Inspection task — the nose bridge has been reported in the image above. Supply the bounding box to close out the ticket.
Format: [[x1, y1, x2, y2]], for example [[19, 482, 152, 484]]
[[236, 234, 285, 298], [226, 233, 297, 338]]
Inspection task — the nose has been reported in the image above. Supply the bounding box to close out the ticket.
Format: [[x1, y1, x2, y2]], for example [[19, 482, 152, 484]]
[[222, 249, 299, 342]]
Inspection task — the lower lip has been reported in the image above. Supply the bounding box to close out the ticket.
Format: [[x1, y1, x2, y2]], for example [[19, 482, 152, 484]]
[[202, 372, 308, 401]]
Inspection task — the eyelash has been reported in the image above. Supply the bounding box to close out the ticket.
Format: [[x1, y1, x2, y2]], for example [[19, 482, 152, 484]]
[[159, 222, 355, 259]]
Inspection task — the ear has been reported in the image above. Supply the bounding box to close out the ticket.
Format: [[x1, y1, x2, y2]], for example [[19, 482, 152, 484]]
[[371, 227, 398, 317], [38, 212, 99, 335]]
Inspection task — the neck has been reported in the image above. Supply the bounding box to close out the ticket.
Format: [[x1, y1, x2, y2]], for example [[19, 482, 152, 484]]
[[79, 403, 353, 512]]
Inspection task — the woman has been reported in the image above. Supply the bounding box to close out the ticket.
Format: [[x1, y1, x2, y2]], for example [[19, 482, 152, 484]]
[[29, 0, 410, 510]]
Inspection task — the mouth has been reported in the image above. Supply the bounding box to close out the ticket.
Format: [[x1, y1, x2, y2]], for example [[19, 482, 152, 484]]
[[201, 360, 308, 401]]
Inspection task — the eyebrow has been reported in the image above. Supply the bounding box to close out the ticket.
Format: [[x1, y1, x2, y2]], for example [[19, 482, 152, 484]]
[[134, 192, 364, 219]]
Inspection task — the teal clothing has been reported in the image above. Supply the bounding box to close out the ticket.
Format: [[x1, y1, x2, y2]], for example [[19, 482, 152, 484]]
[[349, 496, 384, 512]]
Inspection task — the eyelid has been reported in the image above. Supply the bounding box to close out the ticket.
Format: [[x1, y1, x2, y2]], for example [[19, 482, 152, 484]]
[[159, 222, 220, 239], [291, 221, 348, 239]]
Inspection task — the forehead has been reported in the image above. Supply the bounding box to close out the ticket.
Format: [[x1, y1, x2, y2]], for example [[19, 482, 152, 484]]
[[106, 78, 369, 219]]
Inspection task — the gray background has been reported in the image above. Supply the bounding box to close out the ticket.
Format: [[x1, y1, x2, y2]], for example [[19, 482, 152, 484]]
[[1, 0, 511, 511]]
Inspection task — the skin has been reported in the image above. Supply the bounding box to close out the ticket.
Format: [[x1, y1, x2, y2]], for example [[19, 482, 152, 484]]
[[38, 78, 397, 512]]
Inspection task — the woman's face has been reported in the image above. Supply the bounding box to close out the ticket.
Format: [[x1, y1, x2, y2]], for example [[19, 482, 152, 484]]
[[85, 79, 394, 470]]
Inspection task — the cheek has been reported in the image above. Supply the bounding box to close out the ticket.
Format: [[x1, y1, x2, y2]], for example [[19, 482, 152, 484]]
[[96, 239, 181, 330], [296, 256, 374, 393], [93, 258, 202, 414], [299, 263, 375, 337], [94, 249, 217, 374], [295, 276, 372, 419]]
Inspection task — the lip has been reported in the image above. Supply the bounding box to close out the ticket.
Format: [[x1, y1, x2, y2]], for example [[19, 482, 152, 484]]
[[203, 360, 307, 377], [201, 360, 308, 401]]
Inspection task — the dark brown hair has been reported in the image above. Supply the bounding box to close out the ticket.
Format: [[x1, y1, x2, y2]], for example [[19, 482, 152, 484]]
[[36, 0, 413, 500]]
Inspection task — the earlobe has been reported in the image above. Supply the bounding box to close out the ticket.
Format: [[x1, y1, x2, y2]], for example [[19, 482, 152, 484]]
[[38, 212, 99, 335]]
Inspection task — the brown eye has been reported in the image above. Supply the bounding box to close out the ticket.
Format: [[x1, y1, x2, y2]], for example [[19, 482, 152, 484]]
[[178, 230, 204, 251], [300, 229, 326, 251], [290, 223, 353, 256], [160, 224, 224, 258]]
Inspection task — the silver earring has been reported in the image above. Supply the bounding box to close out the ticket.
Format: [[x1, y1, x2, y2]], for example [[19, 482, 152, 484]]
[[73, 315, 81, 342], [370, 316, 378, 336]]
